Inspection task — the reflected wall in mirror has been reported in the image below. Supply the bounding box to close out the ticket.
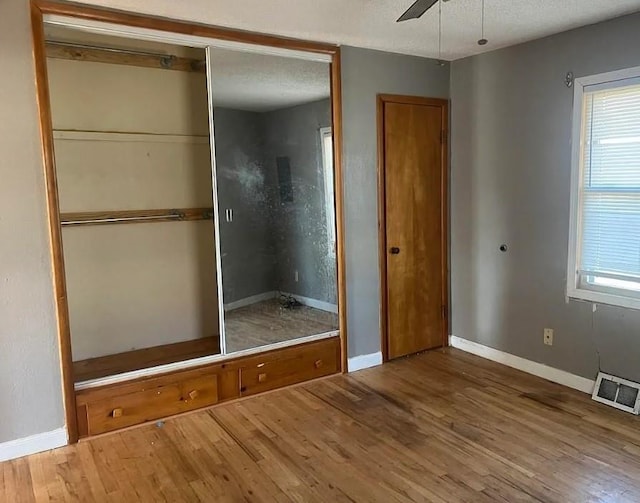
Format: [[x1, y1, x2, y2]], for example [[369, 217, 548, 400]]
[[44, 24, 221, 382], [209, 49, 339, 353]]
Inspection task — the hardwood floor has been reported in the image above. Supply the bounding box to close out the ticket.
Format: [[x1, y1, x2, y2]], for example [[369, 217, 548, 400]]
[[5, 348, 640, 502]]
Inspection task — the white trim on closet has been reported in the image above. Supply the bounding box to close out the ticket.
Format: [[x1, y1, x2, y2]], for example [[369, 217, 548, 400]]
[[44, 14, 333, 63]]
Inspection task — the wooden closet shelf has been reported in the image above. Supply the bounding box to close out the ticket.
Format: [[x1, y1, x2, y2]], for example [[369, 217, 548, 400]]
[[73, 336, 221, 383], [61, 207, 214, 227]]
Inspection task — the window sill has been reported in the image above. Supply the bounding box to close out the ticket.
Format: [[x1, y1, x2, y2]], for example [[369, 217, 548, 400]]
[[567, 286, 640, 311]]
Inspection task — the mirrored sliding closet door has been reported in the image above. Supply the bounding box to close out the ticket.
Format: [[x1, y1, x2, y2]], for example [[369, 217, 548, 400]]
[[207, 48, 340, 354]]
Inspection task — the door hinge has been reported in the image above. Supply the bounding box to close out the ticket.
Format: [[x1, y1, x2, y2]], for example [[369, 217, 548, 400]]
[[442, 305, 448, 319], [440, 130, 448, 144]]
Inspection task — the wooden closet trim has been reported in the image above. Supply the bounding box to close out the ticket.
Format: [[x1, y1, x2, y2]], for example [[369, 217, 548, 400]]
[[31, 1, 78, 443], [376, 94, 449, 362], [30, 0, 347, 444], [331, 50, 348, 374]]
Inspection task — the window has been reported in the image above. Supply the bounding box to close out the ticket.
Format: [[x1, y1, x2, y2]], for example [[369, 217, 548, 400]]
[[320, 127, 336, 258], [568, 67, 640, 309]]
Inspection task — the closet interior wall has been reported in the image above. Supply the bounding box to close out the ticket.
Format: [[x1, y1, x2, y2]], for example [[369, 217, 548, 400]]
[[47, 41, 220, 368]]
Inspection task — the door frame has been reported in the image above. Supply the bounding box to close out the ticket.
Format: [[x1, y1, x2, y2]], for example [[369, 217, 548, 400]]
[[30, 0, 348, 443], [376, 94, 449, 362]]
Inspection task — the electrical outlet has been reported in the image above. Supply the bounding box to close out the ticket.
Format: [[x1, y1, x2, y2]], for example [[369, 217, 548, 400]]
[[544, 328, 554, 346], [294, 270, 299, 282]]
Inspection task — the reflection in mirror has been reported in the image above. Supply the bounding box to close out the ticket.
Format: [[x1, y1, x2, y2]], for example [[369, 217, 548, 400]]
[[44, 24, 221, 382], [209, 48, 339, 353]]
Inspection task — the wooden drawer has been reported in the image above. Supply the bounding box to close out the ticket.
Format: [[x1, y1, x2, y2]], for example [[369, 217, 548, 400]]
[[240, 338, 340, 396], [86, 373, 218, 435], [75, 336, 340, 438]]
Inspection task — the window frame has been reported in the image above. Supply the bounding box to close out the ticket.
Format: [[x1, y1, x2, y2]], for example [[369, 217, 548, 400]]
[[567, 65, 640, 310], [319, 126, 336, 258]]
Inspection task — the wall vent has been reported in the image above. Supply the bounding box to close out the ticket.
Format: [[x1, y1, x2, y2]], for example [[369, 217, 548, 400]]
[[592, 372, 640, 414]]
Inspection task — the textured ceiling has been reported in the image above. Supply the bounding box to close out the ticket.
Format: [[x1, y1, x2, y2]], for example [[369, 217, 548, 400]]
[[75, 0, 640, 60], [208, 49, 330, 112]]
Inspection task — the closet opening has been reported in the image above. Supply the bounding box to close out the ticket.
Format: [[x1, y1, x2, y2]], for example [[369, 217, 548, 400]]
[[44, 25, 221, 383], [32, 2, 346, 442]]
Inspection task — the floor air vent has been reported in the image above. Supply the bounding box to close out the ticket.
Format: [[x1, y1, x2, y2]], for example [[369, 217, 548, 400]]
[[592, 372, 640, 414]]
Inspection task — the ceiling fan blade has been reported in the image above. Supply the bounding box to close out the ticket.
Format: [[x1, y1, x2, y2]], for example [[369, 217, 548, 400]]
[[397, 0, 439, 22]]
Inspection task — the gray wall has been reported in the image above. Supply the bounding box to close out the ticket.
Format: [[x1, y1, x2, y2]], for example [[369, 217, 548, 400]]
[[2, 1, 453, 445], [0, 0, 66, 442], [213, 107, 276, 304], [14, 0, 639, 446], [451, 12, 640, 382], [214, 100, 335, 306], [341, 46, 450, 357], [264, 99, 336, 304]]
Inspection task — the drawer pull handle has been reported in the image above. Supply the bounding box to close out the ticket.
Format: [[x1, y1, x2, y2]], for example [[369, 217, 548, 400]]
[[188, 390, 199, 400], [258, 373, 267, 383], [314, 360, 323, 369], [112, 408, 123, 418]]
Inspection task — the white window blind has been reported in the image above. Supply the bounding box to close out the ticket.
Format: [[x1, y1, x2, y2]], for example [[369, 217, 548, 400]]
[[577, 80, 640, 296]]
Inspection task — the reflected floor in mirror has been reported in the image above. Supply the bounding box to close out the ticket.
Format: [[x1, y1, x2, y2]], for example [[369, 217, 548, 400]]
[[225, 299, 338, 353]]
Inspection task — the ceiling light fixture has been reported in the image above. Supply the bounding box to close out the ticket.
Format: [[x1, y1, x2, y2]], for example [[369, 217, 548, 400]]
[[478, 0, 488, 46]]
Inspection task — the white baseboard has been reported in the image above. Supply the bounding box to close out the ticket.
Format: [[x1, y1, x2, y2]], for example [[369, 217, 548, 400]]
[[348, 352, 383, 372], [224, 291, 276, 312], [0, 427, 68, 462], [449, 335, 595, 394], [224, 291, 338, 314], [281, 292, 338, 314]]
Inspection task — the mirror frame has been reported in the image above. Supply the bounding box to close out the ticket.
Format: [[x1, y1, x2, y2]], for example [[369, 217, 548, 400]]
[[30, 0, 347, 444]]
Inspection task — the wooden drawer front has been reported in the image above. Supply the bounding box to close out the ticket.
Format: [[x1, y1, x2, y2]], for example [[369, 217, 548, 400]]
[[86, 374, 218, 435], [240, 338, 339, 396]]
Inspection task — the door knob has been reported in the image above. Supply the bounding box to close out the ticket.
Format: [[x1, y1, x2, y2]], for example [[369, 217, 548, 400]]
[[390, 247, 400, 254]]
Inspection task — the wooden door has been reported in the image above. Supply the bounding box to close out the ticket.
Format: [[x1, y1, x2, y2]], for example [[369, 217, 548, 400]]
[[378, 95, 448, 360]]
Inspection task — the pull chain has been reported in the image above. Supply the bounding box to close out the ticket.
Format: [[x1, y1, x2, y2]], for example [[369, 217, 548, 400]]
[[437, 0, 446, 66], [478, 0, 488, 46]]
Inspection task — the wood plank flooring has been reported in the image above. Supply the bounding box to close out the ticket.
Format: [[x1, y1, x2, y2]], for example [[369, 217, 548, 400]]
[[4, 348, 640, 502]]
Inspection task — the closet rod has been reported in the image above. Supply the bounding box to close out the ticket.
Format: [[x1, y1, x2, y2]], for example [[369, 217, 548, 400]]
[[63, 214, 182, 226], [47, 40, 181, 59], [45, 41, 206, 73], [60, 207, 214, 227]]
